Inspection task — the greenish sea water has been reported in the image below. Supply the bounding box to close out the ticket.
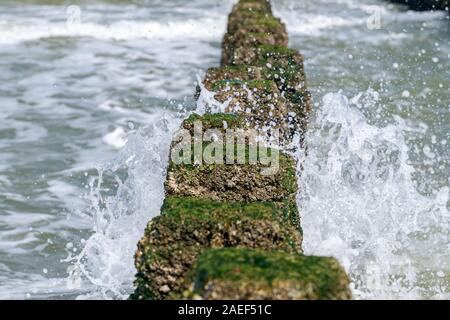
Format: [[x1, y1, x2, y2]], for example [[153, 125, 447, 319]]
[[0, 0, 448, 299]]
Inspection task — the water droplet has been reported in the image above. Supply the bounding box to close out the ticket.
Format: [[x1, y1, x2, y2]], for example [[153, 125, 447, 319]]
[[402, 90, 410, 98]]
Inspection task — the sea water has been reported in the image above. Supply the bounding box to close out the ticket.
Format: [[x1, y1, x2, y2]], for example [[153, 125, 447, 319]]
[[0, 0, 448, 299]]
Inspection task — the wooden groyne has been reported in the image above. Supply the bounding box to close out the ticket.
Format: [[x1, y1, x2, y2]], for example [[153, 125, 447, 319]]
[[131, 0, 352, 300]]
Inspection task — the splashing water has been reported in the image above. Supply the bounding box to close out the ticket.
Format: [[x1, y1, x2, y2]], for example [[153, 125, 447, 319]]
[[64, 79, 286, 298], [0, 0, 447, 300], [299, 92, 449, 299], [64, 110, 186, 299], [63, 78, 227, 299], [67, 84, 449, 300]]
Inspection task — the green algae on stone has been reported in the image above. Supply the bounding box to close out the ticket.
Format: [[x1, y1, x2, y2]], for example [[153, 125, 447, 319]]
[[226, 0, 282, 36], [254, 44, 307, 90], [177, 248, 352, 300], [165, 145, 298, 202], [171, 112, 299, 164], [222, 31, 288, 66], [202, 66, 263, 90], [231, 0, 273, 15], [182, 113, 245, 133], [131, 197, 302, 300], [204, 80, 301, 143], [197, 82, 292, 142], [223, 44, 311, 105], [165, 156, 299, 219], [252, 44, 313, 133], [166, 121, 301, 229], [161, 196, 295, 223], [211, 78, 277, 92], [221, 2, 288, 66], [228, 11, 286, 35], [208, 47, 312, 138]]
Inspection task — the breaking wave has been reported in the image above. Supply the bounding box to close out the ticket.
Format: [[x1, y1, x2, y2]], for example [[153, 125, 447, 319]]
[[299, 91, 449, 299]]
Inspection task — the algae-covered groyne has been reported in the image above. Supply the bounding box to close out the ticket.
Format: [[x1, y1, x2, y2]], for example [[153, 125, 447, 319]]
[[130, 0, 352, 300]]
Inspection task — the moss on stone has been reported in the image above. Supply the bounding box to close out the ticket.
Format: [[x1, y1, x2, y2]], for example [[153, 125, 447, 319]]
[[250, 44, 313, 133], [176, 248, 352, 300], [227, 0, 279, 35], [166, 115, 301, 227], [255, 45, 306, 89], [166, 143, 297, 199], [214, 44, 312, 138], [228, 12, 286, 35], [182, 112, 245, 131], [161, 196, 293, 223], [207, 81, 301, 143], [131, 197, 302, 300], [232, 0, 272, 14], [222, 31, 288, 66], [167, 149, 297, 198], [211, 79, 277, 92], [203, 66, 263, 90]]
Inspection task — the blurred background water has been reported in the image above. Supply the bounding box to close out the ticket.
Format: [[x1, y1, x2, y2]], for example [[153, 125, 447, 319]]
[[0, 0, 448, 299]]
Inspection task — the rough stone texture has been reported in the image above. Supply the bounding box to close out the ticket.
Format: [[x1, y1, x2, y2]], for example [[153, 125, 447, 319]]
[[221, 0, 288, 66], [251, 45, 313, 136], [165, 151, 298, 203], [204, 47, 313, 140], [175, 248, 353, 300], [165, 114, 300, 231], [203, 66, 263, 90], [132, 197, 302, 300], [211, 81, 295, 143], [166, 115, 298, 203], [180, 112, 247, 135], [250, 45, 308, 93], [210, 1, 312, 143]]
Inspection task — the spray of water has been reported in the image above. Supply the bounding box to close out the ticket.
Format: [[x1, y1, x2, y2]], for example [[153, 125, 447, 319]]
[[67, 82, 449, 299], [63, 77, 227, 299], [298, 91, 449, 299], [65, 112, 182, 299]]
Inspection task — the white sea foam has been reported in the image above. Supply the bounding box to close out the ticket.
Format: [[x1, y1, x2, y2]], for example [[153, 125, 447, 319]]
[[102, 127, 127, 149], [0, 18, 224, 45], [283, 13, 365, 36], [298, 91, 449, 299], [276, 0, 446, 38], [0, 262, 88, 300]]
